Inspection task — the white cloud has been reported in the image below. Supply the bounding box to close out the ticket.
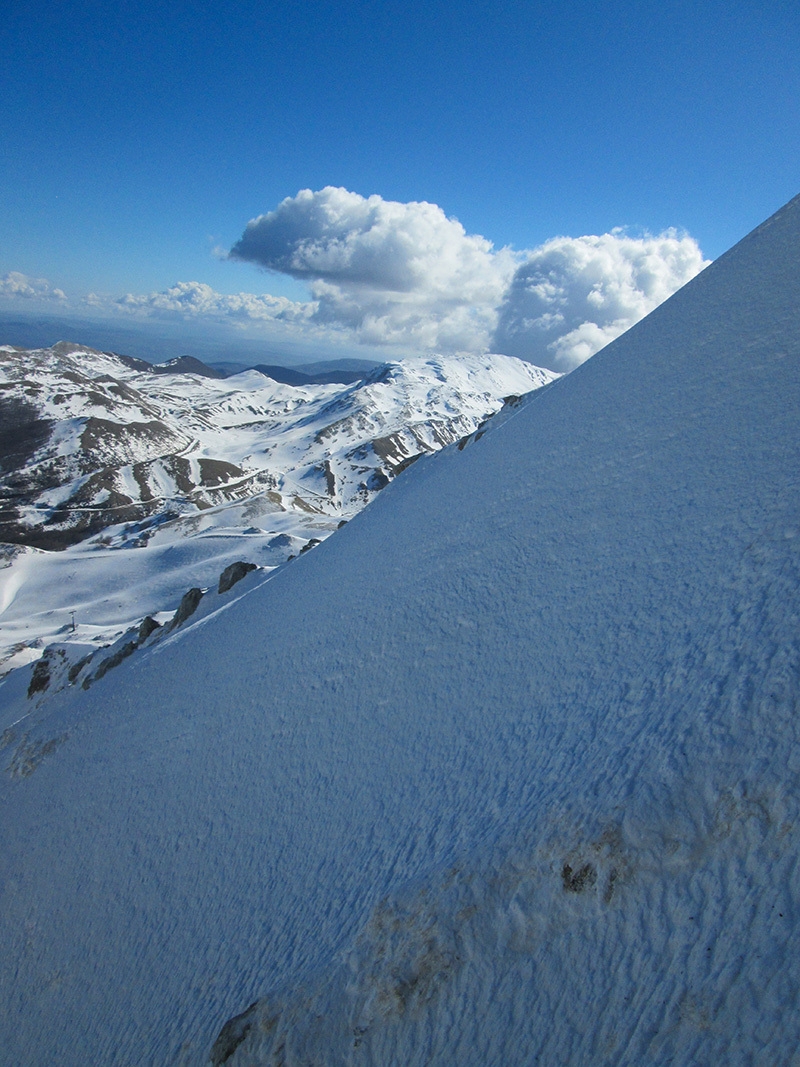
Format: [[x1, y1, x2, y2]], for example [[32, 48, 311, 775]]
[[2, 194, 710, 371], [0, 271, 67, 302], [115, 281, 314, 328], [229, 190, 709, 363], [230, 186, 517, 352], [492, 230, 710, 371]]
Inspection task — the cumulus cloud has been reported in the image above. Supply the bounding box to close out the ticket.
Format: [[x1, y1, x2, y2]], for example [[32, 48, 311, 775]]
[[3, 193, 709, 372], [228, 189, 708, 363], [492, 231, 709, 372], [116, 281, 314, 328], [230, 186, 517, 351], [0, 271, 67, 302]]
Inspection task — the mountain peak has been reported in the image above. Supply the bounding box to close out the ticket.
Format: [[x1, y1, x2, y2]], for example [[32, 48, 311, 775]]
[[153, 354, 228, 378]]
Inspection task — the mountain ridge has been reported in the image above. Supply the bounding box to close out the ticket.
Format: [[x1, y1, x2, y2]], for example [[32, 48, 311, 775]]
[[0, 346, 555, 672]]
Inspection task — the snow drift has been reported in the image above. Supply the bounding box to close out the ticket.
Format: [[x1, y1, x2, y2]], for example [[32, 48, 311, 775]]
[[1, 194, 799, 1065]]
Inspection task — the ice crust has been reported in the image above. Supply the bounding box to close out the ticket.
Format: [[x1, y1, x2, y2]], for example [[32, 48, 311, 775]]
[[0, 194, 799, 1064]]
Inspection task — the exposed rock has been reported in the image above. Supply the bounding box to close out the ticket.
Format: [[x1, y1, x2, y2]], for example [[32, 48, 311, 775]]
[[79, 416, 188, 467], [27, 654, 52, 698], [366, 468, 390, 491], [137, 616, 161, 642], [68, 654, 93, 685], [209, 1001, 259, 1066], [85, 640, 138, 687], [394, 452, 423, 475], [218, 561, 257, 595], [323, 459, 336, 497], [0, 396, 52, 475], [168, 587, 204, 630], [198, 458, 243, 487]]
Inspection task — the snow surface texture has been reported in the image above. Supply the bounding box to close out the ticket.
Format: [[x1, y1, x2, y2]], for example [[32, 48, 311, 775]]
[[0, 350, 553, 674], [1, 193, 799, 1066]]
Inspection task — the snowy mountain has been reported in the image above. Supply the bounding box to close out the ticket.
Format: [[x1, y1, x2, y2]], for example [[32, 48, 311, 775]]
[[1, 192, 799, 1066], [0, 347, 554, 673]]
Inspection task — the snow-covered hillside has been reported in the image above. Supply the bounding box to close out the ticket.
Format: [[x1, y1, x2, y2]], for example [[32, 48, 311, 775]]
[[0, 349, 554, 673], [0, 192, 799, 1066]]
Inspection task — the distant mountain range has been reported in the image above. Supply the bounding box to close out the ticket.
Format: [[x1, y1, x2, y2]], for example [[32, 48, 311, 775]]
[[100, 351, 378, 384], [248, 363, 370, 385], [0, 312, 385, 371], [0, 343, 556, 671]]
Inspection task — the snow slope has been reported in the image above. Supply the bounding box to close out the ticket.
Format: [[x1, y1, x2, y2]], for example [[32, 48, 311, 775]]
[[0, 193, 799, 1065], [0, 350, 554, 672]]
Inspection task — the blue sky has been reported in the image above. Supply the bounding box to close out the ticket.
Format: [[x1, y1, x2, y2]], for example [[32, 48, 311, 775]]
[[1, 0, 797, 365]]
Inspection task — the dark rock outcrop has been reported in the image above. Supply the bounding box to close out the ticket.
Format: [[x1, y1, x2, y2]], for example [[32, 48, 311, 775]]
[[168, 587, 204, 630], [137, 616, 161, 642], [218, 561, 257, 594], [209, 1001, 259, 1066]]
